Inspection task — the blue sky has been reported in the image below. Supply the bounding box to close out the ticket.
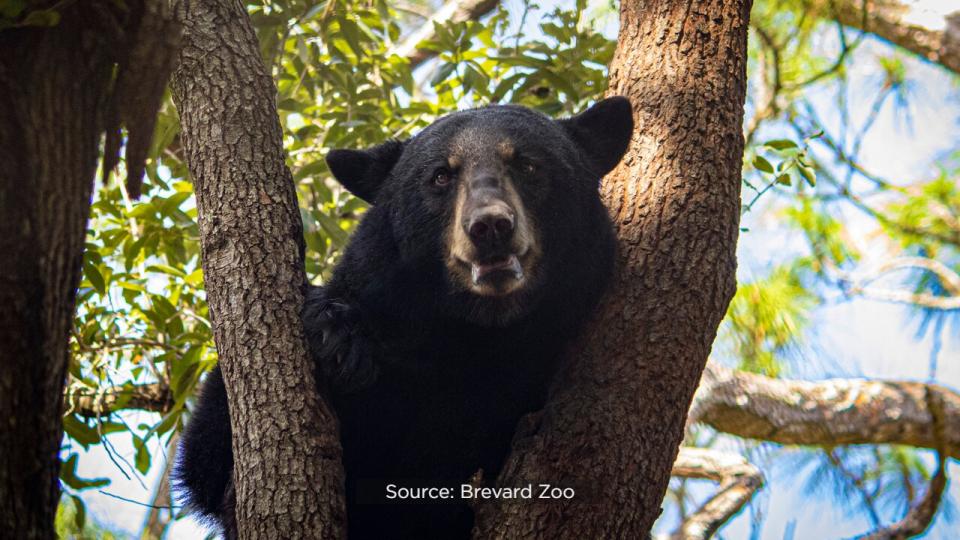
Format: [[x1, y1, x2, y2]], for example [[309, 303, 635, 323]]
[[71, 1, 960, 538]]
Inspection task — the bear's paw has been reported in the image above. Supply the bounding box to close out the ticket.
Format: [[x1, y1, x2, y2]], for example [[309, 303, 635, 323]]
[[302, 287, 380, 393]]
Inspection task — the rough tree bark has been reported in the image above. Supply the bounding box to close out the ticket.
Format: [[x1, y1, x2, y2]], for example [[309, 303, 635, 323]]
[[170, 0, 345, 538], [474, 0, 751, 536], [0, 13, 110, 538], [0, 2, 175, 536]]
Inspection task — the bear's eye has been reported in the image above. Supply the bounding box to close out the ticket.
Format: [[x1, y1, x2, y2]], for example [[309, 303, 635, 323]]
[[432, 168, 453, 188], [522, 162, 536, 175]]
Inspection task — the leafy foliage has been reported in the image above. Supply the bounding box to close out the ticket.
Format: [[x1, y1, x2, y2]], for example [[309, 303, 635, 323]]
[[720, 264, 816, 377]]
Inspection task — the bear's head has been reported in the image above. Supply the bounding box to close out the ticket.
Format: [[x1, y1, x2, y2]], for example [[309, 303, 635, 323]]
[[326, 97, 633, 326]]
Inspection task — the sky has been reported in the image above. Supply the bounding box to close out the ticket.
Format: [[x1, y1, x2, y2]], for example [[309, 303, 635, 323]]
[[70, 0, 960, 538]]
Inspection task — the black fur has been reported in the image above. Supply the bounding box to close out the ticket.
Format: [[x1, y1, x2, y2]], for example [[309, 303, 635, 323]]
[[174, 98, 633, 539]]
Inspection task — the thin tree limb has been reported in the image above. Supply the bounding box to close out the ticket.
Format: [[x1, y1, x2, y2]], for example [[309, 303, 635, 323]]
[[852, 287, 960, 310], [744, 24, 784, 145], [667, 448, 765, 540], [859, 456, 946, 539], [854, 257, 960, 296], [838, 255, 960, 310]]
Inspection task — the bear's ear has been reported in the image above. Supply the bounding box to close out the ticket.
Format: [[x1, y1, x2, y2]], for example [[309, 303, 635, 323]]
[[559, 96, 634, 178], [326, 140, 406, 203]]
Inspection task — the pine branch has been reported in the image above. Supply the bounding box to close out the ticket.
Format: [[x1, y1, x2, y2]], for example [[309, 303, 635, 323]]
[[690, 362, 960, 460]]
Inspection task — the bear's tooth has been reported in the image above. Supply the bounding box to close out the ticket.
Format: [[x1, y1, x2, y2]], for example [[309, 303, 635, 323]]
[[508, 255, 524, 281], [471, 263, 481, 285]]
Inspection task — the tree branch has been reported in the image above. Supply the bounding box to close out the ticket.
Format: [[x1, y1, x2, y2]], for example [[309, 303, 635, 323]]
[[390, 0, 499, 68], [854, 257, 960, 296], [859, 389, 949, 539], [849, 287, 960, 310], [690, 362, 960, 460], [667, 448, 765, 540], [63, 382, 171, 418], [860, 457, 946, 539], [829, 0, 960, 76], [837, 255, 960, 310]]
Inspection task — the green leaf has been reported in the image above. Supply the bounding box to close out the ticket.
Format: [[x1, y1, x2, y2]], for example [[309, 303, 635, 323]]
[[21, 8, 60, 27], [431, 62, 457, 87], [62, 415, 101, 448], [160, 192, 192, 216], [60, 453, 110, 490], [71, 494, 86, 531], [128, 202, 156, 218], [0, 0, 26, 19], [83, 262, 106, 296], [155, 406, 183, 437], [753, 155, 774, 174], [764, 139, 799, 151], [123, 235, 147, 270], [147, 264, 186, 278], [153, 293, 177, 316], [799, 165, 816, 187], [132, 435, 151, 475], [116, 281, 147, 293], [294, 160, 330, 181], [185, 268, 204, 287], [315, 211, 350, 248], [775, 173, 792, 186], [337, 18, 365, 57]]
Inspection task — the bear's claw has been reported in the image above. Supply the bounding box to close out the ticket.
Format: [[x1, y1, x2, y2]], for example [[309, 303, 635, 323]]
[[302, 287, 380, 393]]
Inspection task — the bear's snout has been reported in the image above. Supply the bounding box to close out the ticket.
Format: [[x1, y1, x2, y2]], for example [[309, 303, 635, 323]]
[[465, 202, 515, 253], [445, 168, 539, 298]]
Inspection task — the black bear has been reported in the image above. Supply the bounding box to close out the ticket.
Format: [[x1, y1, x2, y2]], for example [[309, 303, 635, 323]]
[[174, 96, 633, 539]]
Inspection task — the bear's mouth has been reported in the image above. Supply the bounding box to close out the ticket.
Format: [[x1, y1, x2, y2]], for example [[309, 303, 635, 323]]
[[470, 254, 524, 285], [452, 252, 529, 297]]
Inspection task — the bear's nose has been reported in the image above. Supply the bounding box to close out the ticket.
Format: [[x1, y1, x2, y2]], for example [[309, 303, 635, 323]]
[[467, 207, 515, 249]]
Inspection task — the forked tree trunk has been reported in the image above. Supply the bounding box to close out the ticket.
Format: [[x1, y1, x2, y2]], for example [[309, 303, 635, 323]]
[[170, 1, 345, 538], [474, 0, 751, 536], [0, 9, 117, 537]]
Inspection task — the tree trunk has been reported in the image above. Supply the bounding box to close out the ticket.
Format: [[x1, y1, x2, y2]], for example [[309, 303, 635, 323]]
[[0, 8, 118, 537], [474, 0, 751, 537], [170, 1, 346, 538]]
